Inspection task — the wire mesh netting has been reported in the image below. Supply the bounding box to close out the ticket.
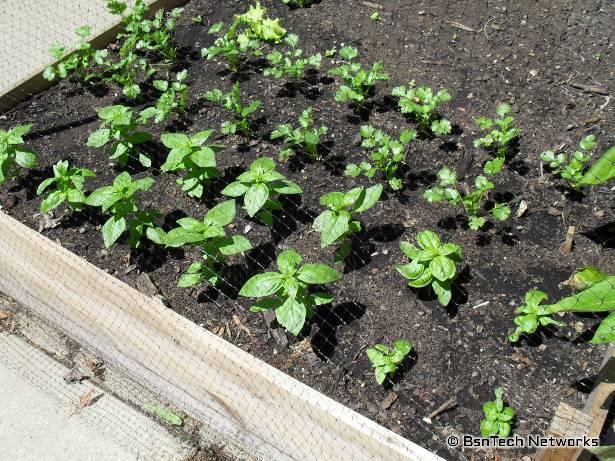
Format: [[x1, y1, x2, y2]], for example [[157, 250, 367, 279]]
[[0, 0, 614, 460]]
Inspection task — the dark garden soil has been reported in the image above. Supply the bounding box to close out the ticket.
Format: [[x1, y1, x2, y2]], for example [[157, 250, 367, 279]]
[[1, 0, 614, 459]]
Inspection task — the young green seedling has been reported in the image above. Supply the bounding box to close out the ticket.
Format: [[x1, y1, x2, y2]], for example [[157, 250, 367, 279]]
[[139, 70, 189, 123], [423, 166, 511, 230], [87, 105, 152, 167], [159, 130, 224, 198], [270, 107, 328, 161], [37, 160, 95, 213], [281, 0, 313, 7], [204, 83, 261, 136], [540, 135, 597, 190], [509, 268, 615, 344], [313, 184, 383, 262], [43, 25, 109, 83], [86, 172, 159, 248], [221, 157, 302, 225], [239, 249, 341, 335], [202, 2, 286, 72], [147, 200, 252, 288], [263, 34, 322, 83], [366, 340, 412, 385], [0, 124, 38, 185], [480, 387, 515, 438], [396, 230, 462, 306], [345, 125, 416, 190], [329, 46, 389, 109], [391, 81, 452, 135], [116, 0, 183, 61], [474, 103, 521, 158]]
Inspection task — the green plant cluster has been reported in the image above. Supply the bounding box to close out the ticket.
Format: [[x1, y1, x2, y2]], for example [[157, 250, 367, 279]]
[[10, 1, 615, 438]]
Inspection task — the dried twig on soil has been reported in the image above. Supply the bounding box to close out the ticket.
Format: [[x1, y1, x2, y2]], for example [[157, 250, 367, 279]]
[[569, 82, 609, 96], [423, 397, 457, 423], [443, 20, 476, 32]]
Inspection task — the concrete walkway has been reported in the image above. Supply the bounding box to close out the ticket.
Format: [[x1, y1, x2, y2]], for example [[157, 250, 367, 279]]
[[0, 332, 193, 461]]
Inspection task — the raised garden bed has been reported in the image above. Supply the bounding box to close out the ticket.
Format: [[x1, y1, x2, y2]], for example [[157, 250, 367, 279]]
[[1, 0, 614, 459]]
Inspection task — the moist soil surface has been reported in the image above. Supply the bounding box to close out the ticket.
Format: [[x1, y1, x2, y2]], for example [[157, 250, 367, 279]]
[[1, 0, 615, 459]]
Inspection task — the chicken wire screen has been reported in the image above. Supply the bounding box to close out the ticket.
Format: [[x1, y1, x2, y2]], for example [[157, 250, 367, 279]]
[[0, 0, 614, 460]]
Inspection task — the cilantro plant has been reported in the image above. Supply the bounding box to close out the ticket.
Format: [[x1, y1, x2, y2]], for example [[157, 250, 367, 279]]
[[85, 172, 158, 248], [116, 0, 183, 61], [0, 124, 38, 185], [87, 105, 152, 167], [509, 268, 615, 344], [480, 387, 515, 438], [105, 0, 183, 98], [313, 184, 383, 262], [43, 25, 108, 83], [204, 83, 261, 136], [270, 107, 328, 161], [147, 200, 252, 288], [239, 249, 341, 335], [345, 125, 416, 190], [160, 131, 224, 198], [329, 46, 389, 109], [391, 81, 452, 135], [474, 103, 521, 158], [541, 134, 597, 190], [37, 160, 95, 213], [396, 230, 462, 306], [366, 340, 412, 384], [424, 166, 511, 230], [264, 34, 321, 83], [221, 157, 302, 225], [202, 2, 286, 72], [139, 70, 188, 123]]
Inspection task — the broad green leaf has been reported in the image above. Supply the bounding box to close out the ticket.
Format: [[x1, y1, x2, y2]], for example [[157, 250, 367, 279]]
[[407, 267, 432, 288], [354, 184, 383, 213], [296, 264, 340, 284], [430, 256, 456, 281], [319, 191, 345, 209], [416, 230, 440, 251], [205, 200, 235, 227], [272, 180, 302, 195], [399, 241, 421, 260], [579, 146, 615, 187], [566, 266, 608, 291], [591, 311, 615, 344], [244, 183, 269, 217], [15, 150, 37, 168], [40, 191, 66, 213], [276, 297, 306, 336], [396, 261, 424, 280], [161, 133, 190, 149], [319, 210, 350, 247], [393, 340, 412, 355], [432, 279, 452, 306], [86, 187, 121, 210], [102, 216, 126, 248], [36, 177, 56, 195], [221, 181, 249, 197], [312, 292, 334, 305], [548, 277, 615, 314], [191, 148, 217, 168], [218, 235, 252, 255], [277, 249, 302, 274], [87, 129, 111, 148], [587, 445, 615, 461], [239, 272, 284, 297]]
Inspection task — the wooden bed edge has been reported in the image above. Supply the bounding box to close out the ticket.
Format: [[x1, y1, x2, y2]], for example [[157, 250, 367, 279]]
[[0, 211, 444, 461]]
